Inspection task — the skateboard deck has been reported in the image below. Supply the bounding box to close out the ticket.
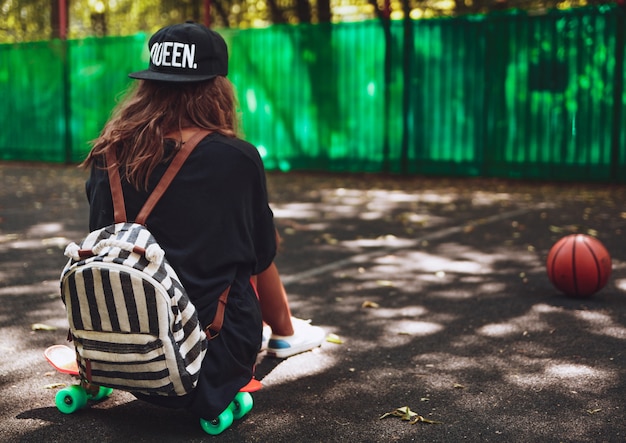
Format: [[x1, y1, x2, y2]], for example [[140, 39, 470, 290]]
[[44, 345, 79, 376], [241, 377, 262, 392], [45, 344, 263, 390]]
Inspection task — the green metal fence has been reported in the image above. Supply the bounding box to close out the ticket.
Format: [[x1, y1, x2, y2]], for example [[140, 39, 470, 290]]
[[1, 5, 624, 182]]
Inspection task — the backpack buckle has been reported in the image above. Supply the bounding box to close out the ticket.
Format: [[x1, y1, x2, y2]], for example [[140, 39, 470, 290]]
[[204, 324, 220, 340], [203, 286, 230, 340]]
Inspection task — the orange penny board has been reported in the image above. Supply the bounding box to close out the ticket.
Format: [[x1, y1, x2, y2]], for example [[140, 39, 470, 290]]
[[44, 344, 263, 393], [241, 378, 262, 393]]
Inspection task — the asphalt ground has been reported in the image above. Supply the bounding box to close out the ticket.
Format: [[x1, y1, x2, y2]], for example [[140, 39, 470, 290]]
[[0, 162, 624, 443]]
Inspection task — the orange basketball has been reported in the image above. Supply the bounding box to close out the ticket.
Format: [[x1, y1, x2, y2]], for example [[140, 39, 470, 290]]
[[546, 234, 612, 297]]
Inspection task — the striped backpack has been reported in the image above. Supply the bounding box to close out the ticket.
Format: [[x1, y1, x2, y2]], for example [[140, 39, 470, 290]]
[[60, 130, 226, 396]]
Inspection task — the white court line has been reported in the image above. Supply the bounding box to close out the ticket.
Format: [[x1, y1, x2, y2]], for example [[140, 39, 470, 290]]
[[280, 206, 544, 286]]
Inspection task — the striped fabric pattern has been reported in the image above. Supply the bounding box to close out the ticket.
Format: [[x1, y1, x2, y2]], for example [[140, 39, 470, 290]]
[[60, 222, 207, 396]]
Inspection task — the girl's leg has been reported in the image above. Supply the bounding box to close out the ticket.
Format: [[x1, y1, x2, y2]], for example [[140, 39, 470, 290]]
[[257, 230, 325, 358], [257, 262, 294, 336]]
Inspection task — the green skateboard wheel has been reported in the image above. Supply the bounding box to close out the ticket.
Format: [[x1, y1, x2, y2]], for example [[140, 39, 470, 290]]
[[230, 391, 253, 419], [55, 385, 88, 414], [200, 407, 234, 435], [91, 386, 113, 401]]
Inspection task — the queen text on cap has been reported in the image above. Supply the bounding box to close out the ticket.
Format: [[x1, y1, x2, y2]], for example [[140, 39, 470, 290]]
[[150, 42, 197, 69]]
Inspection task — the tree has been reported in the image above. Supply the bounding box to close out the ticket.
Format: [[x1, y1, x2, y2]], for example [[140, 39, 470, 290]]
[[1, 0, 51, 42]]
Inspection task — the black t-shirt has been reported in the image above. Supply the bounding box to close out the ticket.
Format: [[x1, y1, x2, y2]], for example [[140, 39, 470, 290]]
[[85, 132, 276, 418]]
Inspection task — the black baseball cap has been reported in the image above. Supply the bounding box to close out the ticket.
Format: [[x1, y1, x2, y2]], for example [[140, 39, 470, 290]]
[[129, 21, 228, 82]]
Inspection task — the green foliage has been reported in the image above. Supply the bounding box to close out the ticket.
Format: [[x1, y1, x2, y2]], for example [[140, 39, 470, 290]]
[[0, 0, 619, 43], [1, 0, 53, 42]]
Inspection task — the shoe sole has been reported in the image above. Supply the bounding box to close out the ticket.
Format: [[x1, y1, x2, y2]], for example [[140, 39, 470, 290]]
[[266, 342, 323, 359]]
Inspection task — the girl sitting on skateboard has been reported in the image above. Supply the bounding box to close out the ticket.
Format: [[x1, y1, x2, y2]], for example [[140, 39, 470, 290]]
[[84, 21, 277, 422]]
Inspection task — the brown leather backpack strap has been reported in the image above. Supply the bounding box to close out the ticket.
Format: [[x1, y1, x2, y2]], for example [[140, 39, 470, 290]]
[[105, 148, 127, 223], [204, 286, 230, 340], [135, 130, 210, 225]]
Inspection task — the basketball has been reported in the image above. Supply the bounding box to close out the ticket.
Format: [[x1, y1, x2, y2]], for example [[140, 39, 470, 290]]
[[546, 234, 612, 297]]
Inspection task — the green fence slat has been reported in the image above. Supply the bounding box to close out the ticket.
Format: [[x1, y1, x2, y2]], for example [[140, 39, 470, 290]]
[[0, 40, 65, 162], [68, 34, 148, 162]]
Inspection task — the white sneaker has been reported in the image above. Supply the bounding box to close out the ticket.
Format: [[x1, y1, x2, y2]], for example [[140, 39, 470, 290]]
[[266, 317, 325, 358]]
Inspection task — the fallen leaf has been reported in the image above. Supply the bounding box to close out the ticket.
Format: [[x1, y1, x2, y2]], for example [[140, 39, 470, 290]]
[[326, 333, 343, 344], [379, 406, 417, 421], [417, 417, 444, 425], [362, 301, 380, 308], [31, 323, 57, 331], [376, 280, 394, 287], [380, 406, 442, 425], [322, 233, 338, 245]]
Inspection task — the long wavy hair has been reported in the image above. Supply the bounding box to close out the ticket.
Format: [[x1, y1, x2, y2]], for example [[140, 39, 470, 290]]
[[83, 77, 239, 190]]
